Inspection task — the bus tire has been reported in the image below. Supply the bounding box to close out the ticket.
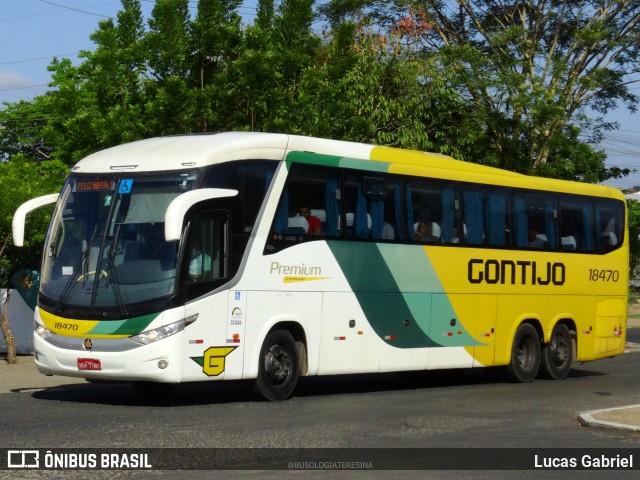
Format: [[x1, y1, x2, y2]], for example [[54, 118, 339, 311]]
[[253, 330, 299, 401], [506, 323, 541, 383], [539, 324, 572, 380]]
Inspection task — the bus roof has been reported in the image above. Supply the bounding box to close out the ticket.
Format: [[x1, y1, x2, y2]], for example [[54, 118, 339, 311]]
[[71, 132, 290, 173], [70, 132, 624, 201]]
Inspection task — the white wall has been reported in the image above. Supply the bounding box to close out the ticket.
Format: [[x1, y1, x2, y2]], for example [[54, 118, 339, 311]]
[[0, 289, 34, 354]]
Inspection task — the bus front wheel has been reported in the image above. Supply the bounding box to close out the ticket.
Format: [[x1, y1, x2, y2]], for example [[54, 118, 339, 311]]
[[253, 330, 299, 401], [506, 323, 541, 383], [539, 324, 573, 380]]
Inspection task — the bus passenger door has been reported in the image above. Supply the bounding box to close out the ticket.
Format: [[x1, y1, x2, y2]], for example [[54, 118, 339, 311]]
[[181, 209, 243, 381]]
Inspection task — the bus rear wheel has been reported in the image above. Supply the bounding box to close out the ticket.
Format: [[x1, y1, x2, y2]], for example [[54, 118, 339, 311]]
[[253, 330, 299, 401], [539, 324, 573, 380], [506, 323, 541, 383]]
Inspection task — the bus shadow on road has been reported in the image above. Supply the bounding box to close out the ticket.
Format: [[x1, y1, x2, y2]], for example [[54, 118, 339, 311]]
[[29, 364, 609, 406], [30, 380, 256, 407]]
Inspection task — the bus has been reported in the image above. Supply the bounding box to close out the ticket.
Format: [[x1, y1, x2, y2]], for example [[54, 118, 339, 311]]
[[12, 132, 628, 400]]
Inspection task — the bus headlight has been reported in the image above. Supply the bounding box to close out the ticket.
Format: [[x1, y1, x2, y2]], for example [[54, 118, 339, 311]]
[[129, 319, 186, 345], [35, 322, 53, 340]]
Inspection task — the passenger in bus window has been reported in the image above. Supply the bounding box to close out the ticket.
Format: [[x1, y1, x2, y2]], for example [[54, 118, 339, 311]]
[[413, 222, 429, 241], [527, 229, 545, 248], [413, 221, 441, 243], [413, 222, 440, 243], [298, 207, 321, 235], [419, 208, 441, 238], [451, 226, 460, 244]]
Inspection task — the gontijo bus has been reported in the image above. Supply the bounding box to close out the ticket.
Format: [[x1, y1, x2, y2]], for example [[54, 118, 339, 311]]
[[13, 132, 628, 400]]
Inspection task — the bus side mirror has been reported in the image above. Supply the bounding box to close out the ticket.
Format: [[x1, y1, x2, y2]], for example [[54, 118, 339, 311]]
[[164, 188, 238, 242], [12, 193, 59, 247]]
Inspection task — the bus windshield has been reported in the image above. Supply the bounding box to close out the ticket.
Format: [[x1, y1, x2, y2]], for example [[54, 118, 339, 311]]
[[40, 173, 198, 310]]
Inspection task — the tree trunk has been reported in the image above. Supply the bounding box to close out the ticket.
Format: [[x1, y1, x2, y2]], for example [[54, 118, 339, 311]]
[[0, 288, 17, 364]]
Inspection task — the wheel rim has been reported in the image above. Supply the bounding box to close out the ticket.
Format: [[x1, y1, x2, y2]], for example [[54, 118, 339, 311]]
[[516, 336, 535, 370], [549, 333, 569, 367], [264, 344, 292, 385]]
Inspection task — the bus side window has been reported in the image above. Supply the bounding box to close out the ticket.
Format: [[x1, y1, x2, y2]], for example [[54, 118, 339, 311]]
[[558, 200, 586, 252], [440, 186, 459, 245], [187, 212, 226, 284], [204, 161, 278, 236], [463, 189, 484, 246], [595, 200, 624, 252], [343, 181, 370, 239], [407, 179, 443, 244], [339, 171, 403, 242], [514, 194, 555, 250], [271, 163, 341, 239], [486, 190, 509, 247]]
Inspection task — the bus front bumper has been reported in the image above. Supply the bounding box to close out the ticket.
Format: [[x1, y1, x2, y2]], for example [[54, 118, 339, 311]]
[[33, 332, 184, 383]]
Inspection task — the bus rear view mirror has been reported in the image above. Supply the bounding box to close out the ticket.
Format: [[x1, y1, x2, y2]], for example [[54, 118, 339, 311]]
[[164, 188, 238, 241], [12, 193, 59, 247]]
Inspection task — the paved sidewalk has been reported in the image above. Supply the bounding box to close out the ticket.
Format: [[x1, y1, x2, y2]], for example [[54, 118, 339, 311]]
[[578, 405, 640, 432], [0, 355, 86, 394]]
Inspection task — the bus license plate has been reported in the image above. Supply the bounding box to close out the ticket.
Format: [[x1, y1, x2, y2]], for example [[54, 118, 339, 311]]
[[77, 358, 101, 371]]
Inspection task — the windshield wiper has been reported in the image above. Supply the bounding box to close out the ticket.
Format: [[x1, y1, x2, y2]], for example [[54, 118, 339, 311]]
[[55, 248, 88, 314], [55, 225, 97, 313], [104, 223, 130, 317]]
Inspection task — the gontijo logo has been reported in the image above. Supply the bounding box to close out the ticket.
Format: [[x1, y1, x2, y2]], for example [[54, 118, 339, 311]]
[[269, 261, 330, 283], [468, 258, 566, 285]]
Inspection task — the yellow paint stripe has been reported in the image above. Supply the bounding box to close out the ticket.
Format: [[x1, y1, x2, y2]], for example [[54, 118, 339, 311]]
[[370, 145, 453, 166], [283, 276, 331, 283], [38, 309, 129, 339]]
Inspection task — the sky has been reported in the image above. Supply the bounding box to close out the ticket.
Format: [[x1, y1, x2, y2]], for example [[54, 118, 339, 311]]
[[1, 0, 640, 190]]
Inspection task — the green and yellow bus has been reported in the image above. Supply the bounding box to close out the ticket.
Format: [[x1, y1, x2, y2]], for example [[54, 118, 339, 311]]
[[13, 132, 628, 400]]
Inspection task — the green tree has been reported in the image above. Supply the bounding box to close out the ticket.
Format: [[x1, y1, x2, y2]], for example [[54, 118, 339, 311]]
[[269, 0, 320, 131], [294, 10, 467, 153], [82, 0, 148, 144], [190, 0, 244, 131], [0, 100, 53, 162], [41, 0, 148, 163], [627, 199, 640, 284], [144, 0, 198, 134], [235, 0, 320, 132], [322, 0, 640, 180], [234, 0, 278, 129], [0, 157, 68, 362]]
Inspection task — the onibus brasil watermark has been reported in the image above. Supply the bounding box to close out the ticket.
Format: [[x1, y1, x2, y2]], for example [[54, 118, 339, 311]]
[[7, 450, 151, 470]]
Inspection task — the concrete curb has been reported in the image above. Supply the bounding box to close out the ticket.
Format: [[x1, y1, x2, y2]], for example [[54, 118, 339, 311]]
[[578, 404, 640, 432]]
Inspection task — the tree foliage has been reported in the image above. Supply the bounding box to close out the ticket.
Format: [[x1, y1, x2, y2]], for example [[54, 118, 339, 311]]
[[2, 0, 640, 279], [628, 199, 640, 282], [0, 157, 68, 288], [2, 0, 635, 178], [322, 0, 640, 178]]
